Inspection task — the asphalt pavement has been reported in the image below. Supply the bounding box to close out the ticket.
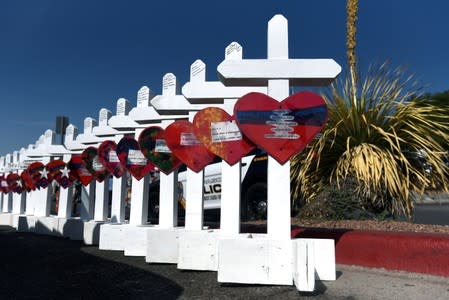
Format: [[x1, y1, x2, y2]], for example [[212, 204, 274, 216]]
[[414, 192, 449, 226], [1, 225, 448, 299]]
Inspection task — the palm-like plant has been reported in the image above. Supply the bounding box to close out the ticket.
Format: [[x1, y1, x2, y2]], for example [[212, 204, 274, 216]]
[[291, 64, 449, 218]]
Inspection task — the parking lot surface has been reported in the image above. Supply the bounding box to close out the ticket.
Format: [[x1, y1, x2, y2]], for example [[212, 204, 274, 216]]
[[1, 225, 448, 299]]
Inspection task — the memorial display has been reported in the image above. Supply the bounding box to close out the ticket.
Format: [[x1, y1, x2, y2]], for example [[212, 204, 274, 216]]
[[193, 107, 255, 165], [98, 140, 125, 178], [46, 159, 73, 188], [165, 120, 216, 173], [116, 136, 154, 180], [234, 91, 328, 164], [67, 154, 94, 186], [138, 126, 182, 175], [81, 147, 110, 183], [0, 13, 341, 293]]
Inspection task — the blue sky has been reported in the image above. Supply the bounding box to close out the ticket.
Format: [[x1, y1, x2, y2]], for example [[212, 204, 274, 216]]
[[1, 0, 448, 156]]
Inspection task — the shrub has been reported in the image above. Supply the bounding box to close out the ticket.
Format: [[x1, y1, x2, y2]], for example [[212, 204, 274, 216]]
[[291, 64, 449, 218]]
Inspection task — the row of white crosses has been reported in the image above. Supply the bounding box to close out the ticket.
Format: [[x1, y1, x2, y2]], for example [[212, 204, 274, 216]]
[[0, 14, 340, 291]]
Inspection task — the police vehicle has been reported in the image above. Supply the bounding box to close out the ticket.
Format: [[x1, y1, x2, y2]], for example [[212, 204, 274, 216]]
[[148, 151, 268, 221]]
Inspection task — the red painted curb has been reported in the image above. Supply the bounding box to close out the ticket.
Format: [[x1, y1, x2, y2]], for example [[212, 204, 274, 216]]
[[291, 227, 449, 277]]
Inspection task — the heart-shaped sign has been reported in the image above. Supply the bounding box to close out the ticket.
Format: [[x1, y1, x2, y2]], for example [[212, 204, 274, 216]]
[[46, 160, 74, 188], [164, 120, 216, 173], [117, 136, 154, 180], [234, 91, 328, 164], [68, 155, 94, 186], [27, 161, 50, 189], [21, 169, 36, 192], [7, 173, 24, 194], [138, 126, 183, 175], [193, 107, 256, 165], [98, 140, 125, 178], [81, 147, 110, 183], [0, 175, 9, 193]]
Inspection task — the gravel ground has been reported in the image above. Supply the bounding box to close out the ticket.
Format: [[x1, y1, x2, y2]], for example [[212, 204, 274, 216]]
[[295, 219, 449, 234], [242, 218, 449, 235], [2, 225, 449, 299]]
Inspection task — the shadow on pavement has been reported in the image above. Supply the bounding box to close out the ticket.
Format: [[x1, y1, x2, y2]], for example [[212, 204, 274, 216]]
[[0, 226, 183, 299]]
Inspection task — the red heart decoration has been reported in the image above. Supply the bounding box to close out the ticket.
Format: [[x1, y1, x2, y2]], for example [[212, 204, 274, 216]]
[[81, 147, 110, 183], [98, 140, 125, 178], [117, 136, 154, 180], [46, 160, 74, 188], [138, 126, 183, 175], [68, 155, 94, 186], [234, 91, 328, 164], [21, 170, 36, 192], [193, 107, 255, 165], [27, 161, 51, 189], [164, 120, 216, 173], [7, 173, 24, 194], [0, 175, 9, 193]]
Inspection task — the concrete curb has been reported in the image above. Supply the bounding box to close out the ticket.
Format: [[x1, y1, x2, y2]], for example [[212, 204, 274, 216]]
[[291, 227, 449, 277]]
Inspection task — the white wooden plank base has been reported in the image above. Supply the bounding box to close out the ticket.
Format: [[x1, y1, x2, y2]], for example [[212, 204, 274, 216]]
[[83, 220, 105, 245], [14, 215, 37, 232], [124, 225, 155, 256], [60, 218, 85, 240], [56, 217, 84, 239], [0, 213, 13, 226], [177, 230, 220, 271], [293, 239, 315, 292], [99, 223, 129, 251], [12, 214, 26, 230], [146, 227, 184, 264], [298, 239, 336, 281], [217, 236, 336, 291], [217, 235, 293, 285], [35, 216, 60, 236]]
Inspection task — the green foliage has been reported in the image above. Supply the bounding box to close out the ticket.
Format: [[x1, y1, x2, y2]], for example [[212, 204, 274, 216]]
[[291, 64, 449, 219], [421, 90, 449, 107]]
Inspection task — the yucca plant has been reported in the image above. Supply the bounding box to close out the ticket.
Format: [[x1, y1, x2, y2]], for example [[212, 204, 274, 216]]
[[291, 64, 449, 218]]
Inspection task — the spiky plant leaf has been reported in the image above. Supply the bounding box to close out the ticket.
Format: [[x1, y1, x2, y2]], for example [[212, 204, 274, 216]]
[[291, 64, 449, 218]]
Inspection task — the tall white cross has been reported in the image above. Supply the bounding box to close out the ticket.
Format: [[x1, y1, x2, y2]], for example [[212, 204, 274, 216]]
[[217, 15, 340, 239]]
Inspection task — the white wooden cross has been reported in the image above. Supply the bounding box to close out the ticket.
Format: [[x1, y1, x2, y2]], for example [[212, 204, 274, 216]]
[[182, 53, 266, 236], [106, 98, 139, 224], [2, 154, 13, 213], [128, 84, 187, 228], [25, 130, 70, 217], [11, 150, 26, 215], [151, 73, 211, 114], [217, 15, 340, 240], [24, 145, 36, 216], [72, 118, 101, 220], [149, 74, 210, 231], [0, 156, 4, 213]]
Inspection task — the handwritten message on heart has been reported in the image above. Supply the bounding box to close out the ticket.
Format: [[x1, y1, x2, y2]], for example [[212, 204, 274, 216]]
[[138, 126, 182, 175], [117, 136, 154, 180], [193, 107, 255, 165], [98, 140, 125, 178], [234, 91, 328, 164], [164, 120, 215, 173], [81, 147, 110, 183]]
